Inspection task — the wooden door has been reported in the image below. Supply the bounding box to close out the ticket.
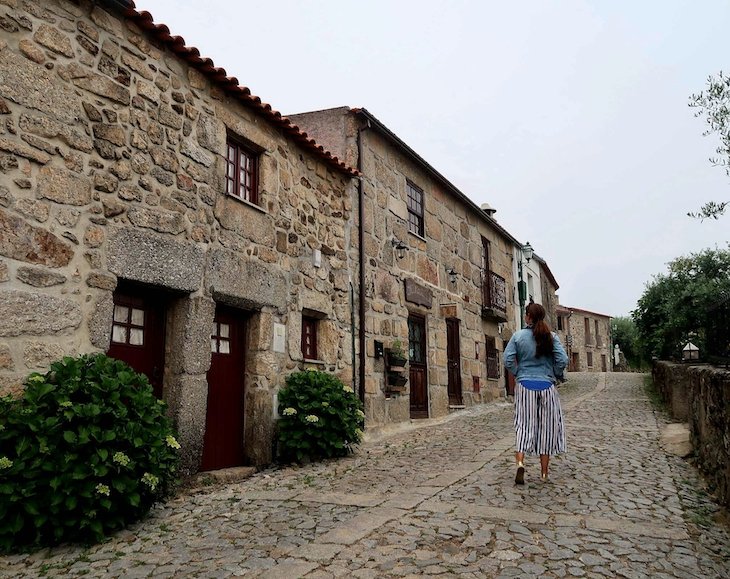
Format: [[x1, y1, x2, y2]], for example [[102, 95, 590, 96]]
[[601, 354, 607, 372], [408, 314, 428, 418], [107, 283, 167, 398], [571, 352, 580, 371], [446, 318, 462, 405], [201, 307, 246, 471]]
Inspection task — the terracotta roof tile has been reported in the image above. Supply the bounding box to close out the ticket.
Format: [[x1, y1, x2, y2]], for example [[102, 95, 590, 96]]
[[124, 2, 357, 177]]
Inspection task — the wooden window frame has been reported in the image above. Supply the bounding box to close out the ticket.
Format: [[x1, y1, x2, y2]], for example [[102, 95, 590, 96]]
[[225, 134, 259, 204], [111, 297, 146, 347], [301, 316, 318, 360], [406, 180, 424, 237], [557, 316, 563, 331]]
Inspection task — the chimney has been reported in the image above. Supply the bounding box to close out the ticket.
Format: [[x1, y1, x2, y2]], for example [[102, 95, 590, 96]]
[[481, 203, 497, 217]]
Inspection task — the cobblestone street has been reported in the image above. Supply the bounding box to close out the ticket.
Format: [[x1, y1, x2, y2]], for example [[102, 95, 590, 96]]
[[2, 372, 729, 578]]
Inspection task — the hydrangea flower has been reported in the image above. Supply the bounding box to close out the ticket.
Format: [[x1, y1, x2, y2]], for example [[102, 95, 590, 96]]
[[141, 472, 159, 491], [165, 435, 181, 449], [282, 407, 297, 416], [113, 452, 130, 467], [356, 409, 365, 419], [304, 414, 319, 423], [343, 385, 354, 393], [59, 400, 72, 408], [0, 456, 12, 469], [95, 483, 110, 496]]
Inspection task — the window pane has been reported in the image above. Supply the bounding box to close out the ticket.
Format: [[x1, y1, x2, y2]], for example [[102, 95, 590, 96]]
[[112, 325, 127, 344], [129, 328, 144, 346], [219, 323, 229, 338], [113, 305, 129, 323], [131, 308, 144, 326], [210, 338, 217, 353], [219, 339, 230, 354]]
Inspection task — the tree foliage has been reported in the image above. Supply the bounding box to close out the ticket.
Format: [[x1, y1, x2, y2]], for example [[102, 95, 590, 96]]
[[632, 247, 730, 360], [611, 316, 644, 368], [688, 72, 730, 220]]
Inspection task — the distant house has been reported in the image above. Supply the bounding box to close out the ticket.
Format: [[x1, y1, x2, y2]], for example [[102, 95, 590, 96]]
[[555, 306, 612, 373]]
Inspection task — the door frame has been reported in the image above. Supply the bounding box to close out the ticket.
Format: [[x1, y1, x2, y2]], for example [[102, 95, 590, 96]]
[[201, 305, 247, 471], [408, 313, 429, 419], [446, 318, 462, 405]]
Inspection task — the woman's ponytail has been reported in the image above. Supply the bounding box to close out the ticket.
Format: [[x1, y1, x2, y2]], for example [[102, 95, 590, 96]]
[[526, 303, 552, 357]]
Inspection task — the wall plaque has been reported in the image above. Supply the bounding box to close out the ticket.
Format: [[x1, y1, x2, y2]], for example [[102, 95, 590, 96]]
[[404, 278, 432, 308]]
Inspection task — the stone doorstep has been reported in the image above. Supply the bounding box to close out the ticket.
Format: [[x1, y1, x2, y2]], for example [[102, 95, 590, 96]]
[[186, 466, 257, 491]]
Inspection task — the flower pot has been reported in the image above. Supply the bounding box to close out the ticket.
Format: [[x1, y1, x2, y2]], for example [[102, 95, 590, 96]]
[[387, 352, 407, 368], [387, 372, 408, 388]]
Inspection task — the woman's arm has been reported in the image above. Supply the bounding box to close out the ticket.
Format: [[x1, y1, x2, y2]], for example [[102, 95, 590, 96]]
[[552, 332, 568, 374], [504, 334, 518, 376]]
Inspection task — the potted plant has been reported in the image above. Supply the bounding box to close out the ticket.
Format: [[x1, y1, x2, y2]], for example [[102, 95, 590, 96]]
[[387, 339, 407, 370]]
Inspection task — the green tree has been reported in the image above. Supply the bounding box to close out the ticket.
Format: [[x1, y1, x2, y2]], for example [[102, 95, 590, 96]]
[[612, 316, 644, 368], [633, 247, 730, 360], [688, 72, 730, 220]]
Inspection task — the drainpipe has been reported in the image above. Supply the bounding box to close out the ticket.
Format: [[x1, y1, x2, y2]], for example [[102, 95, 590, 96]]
[[350, 279, 356, 389], [357, 122, 369, 403]]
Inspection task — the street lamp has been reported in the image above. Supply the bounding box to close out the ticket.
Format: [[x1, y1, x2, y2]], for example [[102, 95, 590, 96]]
[[517, 241, 534, 328]]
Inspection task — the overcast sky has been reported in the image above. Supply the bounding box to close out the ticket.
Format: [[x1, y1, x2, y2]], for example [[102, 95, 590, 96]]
[[137, 0, 729, 317]]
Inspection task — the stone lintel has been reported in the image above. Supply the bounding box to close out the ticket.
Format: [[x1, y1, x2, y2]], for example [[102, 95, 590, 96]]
[[107, 227, 204, 293]]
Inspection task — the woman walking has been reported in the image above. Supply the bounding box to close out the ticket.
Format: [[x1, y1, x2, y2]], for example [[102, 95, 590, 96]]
[[504, 302, 569, 484]]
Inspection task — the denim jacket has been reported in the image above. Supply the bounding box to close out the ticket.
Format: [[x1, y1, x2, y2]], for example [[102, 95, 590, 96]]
[[504, 328, 568, 384]]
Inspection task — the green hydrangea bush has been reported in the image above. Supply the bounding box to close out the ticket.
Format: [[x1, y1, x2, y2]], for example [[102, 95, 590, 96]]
[[0, 354, 180, 552], [277, 370, 365, 462]]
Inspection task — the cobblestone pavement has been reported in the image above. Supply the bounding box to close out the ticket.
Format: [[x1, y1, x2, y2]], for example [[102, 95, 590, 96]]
[[2, 372, 729, 578]]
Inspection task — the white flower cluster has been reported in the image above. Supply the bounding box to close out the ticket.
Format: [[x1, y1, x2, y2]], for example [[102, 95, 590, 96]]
[[282, 407, 297, 416], [304, 415, 319, 423]]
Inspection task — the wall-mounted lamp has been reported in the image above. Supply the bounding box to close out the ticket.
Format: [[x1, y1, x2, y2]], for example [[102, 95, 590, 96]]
[[446, 266, 458, 284], [391, 237, 407, 260]]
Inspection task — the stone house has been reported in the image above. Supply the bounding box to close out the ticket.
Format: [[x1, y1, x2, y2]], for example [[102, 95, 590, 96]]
[[0, 0, 359, 474], [535, 254, 559, 330], [555, 306, 612, 373], [289, 107, 521, 429]]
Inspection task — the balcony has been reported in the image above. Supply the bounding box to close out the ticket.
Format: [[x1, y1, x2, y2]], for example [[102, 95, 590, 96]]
[[481, 270, 508, 323]]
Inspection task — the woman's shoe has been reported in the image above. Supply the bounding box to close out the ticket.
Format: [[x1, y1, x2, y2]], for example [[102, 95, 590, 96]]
[[515, 463, 525, 485], [540, 472, 549, 482]]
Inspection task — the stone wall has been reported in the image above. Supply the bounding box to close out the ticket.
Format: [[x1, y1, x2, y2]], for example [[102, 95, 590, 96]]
[[0, 0, 356, 472], [654, 361, 730, 507]]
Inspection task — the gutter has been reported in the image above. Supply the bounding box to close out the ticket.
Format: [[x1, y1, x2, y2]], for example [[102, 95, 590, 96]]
[[356, 123, 369, 403]]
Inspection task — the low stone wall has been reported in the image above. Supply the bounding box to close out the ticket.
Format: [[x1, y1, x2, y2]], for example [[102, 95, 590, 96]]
[[654, 361, 730, 507], [652, 362, 690, 421]]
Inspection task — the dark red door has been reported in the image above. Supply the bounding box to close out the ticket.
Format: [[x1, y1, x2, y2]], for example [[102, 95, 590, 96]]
[[201, 306, 246, 471], [446, 318, 462, 405], [107, 284, 167, 398], [408, 314, 428, 419]]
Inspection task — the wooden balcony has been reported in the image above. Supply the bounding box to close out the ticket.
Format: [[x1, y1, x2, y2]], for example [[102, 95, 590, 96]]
[[481, 270, 508, 323]]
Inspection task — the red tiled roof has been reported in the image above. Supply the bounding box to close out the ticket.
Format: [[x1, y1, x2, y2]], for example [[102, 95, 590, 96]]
[[123, 2, 357, 177]]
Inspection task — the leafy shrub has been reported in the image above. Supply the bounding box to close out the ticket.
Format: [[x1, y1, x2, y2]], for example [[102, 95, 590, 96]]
[[0, 354, 179, 552], [277, 370, 364, 462]]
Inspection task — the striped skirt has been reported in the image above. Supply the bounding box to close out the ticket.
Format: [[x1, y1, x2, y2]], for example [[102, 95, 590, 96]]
[[514, 382, 566, 456]]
